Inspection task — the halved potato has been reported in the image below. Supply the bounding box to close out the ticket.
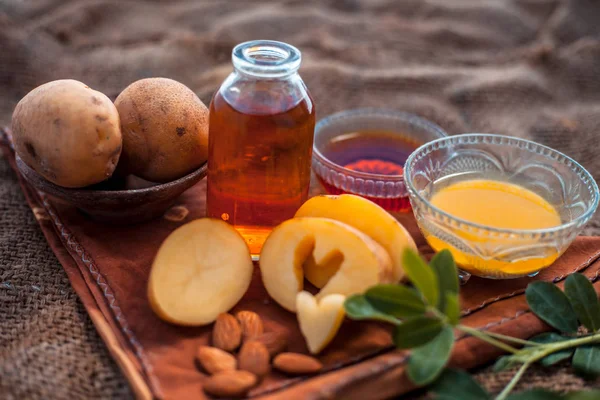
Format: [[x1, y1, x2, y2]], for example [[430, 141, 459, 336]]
[[259, 217, 393, 312], [295, 194, 416, 282], [148, 219, 253, 326]]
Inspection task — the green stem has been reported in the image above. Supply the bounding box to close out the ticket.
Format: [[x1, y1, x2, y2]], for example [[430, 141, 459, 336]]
[[494, 332, 600, 400], [483, 331, 542, 347], [428, 306, 449, 323], [457, 325, 519, 354], [495, 361, 531, 400], [528, 332, 600, 361]]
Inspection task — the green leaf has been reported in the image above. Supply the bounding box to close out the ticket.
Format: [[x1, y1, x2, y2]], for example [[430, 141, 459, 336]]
[[402, 249, 439, 306], [565, 390, 600, 400], [393, 316, 444, 349], [431, 369, 490, 400], [494, 355, 517, 371], [572, 346, 600, 380], [493, 332, 575, 371], [444, 292, 461, 325], [525, 281, 578, 334], [506, 389, 562, 400], [344, 294, 399, 324], [493, 345, 546, 371], [529, 333, 574, 367], [365, 284, 426, 318], [408, 326, 454, 386], [430, 249, 459, 311], [564, 274, 600, 332]]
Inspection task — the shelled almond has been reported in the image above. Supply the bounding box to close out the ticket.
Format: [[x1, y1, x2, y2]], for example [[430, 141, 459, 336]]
[[199, 310, 325, 397], [236, 311, 264, 341], [253, 331, 288, 358], [238, 341, 271, 378], [203, 370, 257, 398], [212, 313, 242, 352], [273, 353, 323, 375], [196, 346, 237, 374]]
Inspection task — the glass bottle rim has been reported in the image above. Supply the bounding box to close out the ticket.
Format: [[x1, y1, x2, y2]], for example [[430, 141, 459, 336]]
[[232, 40, 301, 78]]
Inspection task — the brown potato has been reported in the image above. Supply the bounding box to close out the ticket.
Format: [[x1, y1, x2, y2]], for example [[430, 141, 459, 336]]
[[11, 79, 122, 188], [114, 78, 208, 182]]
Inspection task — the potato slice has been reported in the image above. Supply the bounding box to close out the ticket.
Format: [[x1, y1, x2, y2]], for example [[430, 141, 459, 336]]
[[297, 291, 345, 354], [148, 219, 253, 326], [295, 194, 417, 282], [259, 217, 393, 312]]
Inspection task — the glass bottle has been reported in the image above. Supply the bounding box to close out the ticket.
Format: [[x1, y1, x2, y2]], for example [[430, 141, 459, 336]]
[[207, 40, 315, 258]]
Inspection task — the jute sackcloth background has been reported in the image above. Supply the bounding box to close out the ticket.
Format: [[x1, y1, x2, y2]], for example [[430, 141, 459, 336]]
[[1, 0, 600, 398]]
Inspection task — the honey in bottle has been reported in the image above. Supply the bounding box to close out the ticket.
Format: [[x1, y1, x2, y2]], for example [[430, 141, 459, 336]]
[[207, 41, 315, 258]]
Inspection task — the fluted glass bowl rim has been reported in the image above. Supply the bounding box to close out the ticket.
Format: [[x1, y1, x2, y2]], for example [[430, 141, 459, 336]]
[[313, 108, 448, 182], [404, 133, 599, 236]]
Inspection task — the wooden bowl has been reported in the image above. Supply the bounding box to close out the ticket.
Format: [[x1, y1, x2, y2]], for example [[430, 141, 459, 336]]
[[16, 155, 207, 224]]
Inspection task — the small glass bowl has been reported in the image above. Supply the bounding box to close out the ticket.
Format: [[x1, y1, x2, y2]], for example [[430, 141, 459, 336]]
[[404, 133, 599, 281], [312, 108, 447, 212]]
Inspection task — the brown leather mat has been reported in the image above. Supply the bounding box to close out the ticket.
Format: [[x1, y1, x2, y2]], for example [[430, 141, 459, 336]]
[[2, 137, 599, 399], [3, 0, 600, 398]]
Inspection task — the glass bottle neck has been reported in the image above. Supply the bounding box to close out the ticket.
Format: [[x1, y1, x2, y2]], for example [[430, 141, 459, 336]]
[[232, 40, 301, 79]]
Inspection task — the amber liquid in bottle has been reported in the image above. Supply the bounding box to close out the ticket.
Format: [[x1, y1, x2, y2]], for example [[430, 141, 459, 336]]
[[207, 81, 315, 257]]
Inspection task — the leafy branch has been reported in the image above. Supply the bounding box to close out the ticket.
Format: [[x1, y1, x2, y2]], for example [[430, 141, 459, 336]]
[[344, 249, 600, 399], [431, 369, 600, 400]]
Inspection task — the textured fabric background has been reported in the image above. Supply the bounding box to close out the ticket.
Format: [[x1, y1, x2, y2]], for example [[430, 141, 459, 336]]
[[1, 0, 600, 398]]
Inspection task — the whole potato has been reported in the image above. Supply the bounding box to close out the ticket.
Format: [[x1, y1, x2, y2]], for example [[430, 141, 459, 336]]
[[114, 78, 208, 182], [11, 79, 122, 188]]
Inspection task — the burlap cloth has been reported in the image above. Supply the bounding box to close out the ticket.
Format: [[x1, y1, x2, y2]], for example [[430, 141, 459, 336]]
[[2, 0, 600, 398]]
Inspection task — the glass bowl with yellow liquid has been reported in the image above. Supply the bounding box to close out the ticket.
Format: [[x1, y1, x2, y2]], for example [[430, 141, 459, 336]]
[[404, 134, 599, 281]]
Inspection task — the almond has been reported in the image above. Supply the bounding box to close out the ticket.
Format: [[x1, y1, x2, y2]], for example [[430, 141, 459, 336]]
[[238, 341, 271, 378], [236, 310, 264, 341], [196, 346, 237, 375], [254, 331, 288, 357], [273, 352, 323, 375], [203, 370, 257, 398], [212, 313, 242, 352]]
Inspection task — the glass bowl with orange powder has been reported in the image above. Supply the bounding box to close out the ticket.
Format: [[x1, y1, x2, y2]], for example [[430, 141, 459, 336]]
[[404, 134, 599, 281], [312, 109, 447, 212]]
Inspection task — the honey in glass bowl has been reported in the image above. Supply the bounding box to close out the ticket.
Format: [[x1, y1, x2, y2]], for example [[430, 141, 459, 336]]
[[317, 130, 421, 211], [207, 40, 315, 258], [312, 109, 447, 212]]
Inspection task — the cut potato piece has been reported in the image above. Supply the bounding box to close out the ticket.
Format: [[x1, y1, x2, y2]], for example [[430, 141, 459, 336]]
[[259, 217, 393, 312], [297, 291, 345, 354], [148, 219, 253, 326], [296, 194, 417, 282]]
